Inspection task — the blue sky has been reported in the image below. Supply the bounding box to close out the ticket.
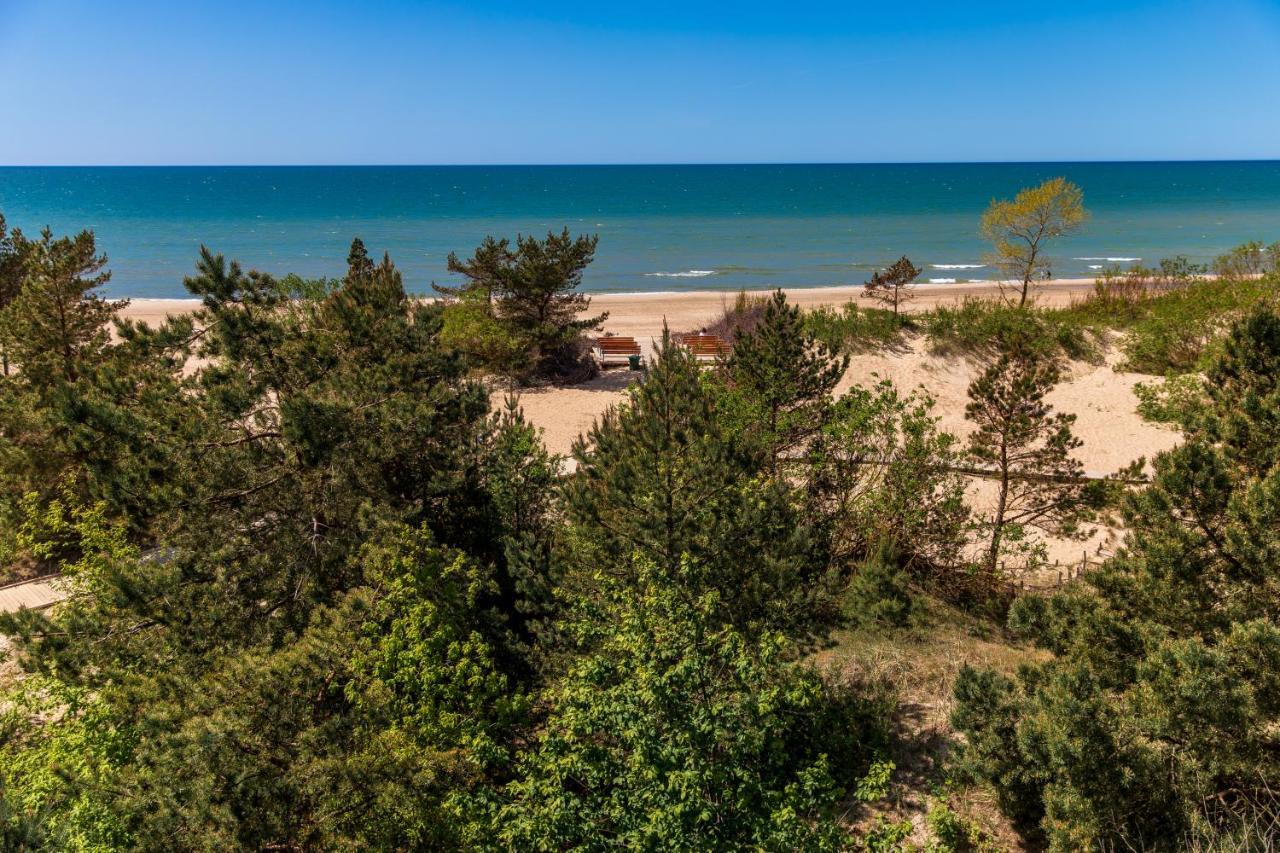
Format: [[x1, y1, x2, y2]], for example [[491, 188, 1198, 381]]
[[1, 0, 1278, 164]]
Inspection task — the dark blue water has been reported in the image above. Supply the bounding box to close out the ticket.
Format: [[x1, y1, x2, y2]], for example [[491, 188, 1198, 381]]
[[1, 163, 1278, 298]]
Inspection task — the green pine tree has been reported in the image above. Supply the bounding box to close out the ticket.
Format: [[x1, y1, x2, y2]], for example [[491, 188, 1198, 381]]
[[722, 289, 848, 470], [439, 229, 608, 379], [965, 343, 1095, 575], [561, 330, 840, 643], [953, 305, 1280, 850]]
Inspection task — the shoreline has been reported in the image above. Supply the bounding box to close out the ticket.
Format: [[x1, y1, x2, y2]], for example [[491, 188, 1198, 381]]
[[118, 278, 1100, 338]]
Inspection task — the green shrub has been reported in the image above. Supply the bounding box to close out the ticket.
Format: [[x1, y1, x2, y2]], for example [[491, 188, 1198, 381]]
[[854, 758, 897, 803], [861, 817, 913, 852], [1115, 274, 1278, 373], [1133, 373, 1207, 427], [845, 552, 915, 629], [805, 301, 910, 353], [926, 799, 997, 852], [922, 298, 1096, 362], [1212, 240, 1280, 278], [438, 295, 530, 375]]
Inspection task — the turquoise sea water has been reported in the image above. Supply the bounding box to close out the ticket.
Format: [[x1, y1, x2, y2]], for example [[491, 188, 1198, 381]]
[[1, 163, 1279, 298]]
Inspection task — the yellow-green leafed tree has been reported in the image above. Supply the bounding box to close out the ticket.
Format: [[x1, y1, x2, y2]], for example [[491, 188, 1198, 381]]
[[981, 177, 1087, 306]]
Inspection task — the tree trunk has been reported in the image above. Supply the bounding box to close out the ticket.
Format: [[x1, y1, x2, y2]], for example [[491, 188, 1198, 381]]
[[987, 442, 1010, 575]]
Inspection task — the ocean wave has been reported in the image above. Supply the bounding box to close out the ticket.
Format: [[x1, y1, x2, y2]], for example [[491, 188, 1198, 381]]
[[1074, 257, 1142, 262], [928, 278, 958, 284], [644, 269, 717, 278], [1088, 265, 1104, 270], [931, 263, 986, 269]]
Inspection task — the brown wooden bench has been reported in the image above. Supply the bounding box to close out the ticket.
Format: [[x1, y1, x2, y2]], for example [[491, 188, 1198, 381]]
[[593, 335, 644, 368], [676, 333, 731, 362]]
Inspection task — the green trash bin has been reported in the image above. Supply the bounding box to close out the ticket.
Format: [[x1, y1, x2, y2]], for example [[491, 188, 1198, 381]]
[[628, 354, 642, 371]]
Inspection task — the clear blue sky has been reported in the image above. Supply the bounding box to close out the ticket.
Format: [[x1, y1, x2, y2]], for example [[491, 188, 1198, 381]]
[[2, 0, 1278, 164]]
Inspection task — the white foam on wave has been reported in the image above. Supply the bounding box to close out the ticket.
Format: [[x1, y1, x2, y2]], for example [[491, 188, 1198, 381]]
[[928, 278, 958, 284], [931, 263, 986, 269], [1074, 257, 1141, 262], [644, 269, 717, 278], [1088, 265, 1104, 270]]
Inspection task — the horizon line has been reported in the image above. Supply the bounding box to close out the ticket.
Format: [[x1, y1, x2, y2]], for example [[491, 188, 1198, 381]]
[[2, 158, 1280, 169]]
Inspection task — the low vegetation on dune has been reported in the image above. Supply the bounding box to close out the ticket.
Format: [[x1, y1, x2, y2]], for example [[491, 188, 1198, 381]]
[[793, 242, 1280, 380], [1, 200, 1279, 850]]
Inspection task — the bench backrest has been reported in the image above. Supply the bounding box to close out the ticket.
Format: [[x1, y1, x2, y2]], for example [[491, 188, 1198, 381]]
[[595, 336, 641, 355], [678, 334, 731, 357]]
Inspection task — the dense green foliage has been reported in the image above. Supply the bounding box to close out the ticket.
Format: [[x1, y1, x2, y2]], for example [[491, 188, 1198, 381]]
[[804, 301, 910, 353], [562, 330, 841, 644], [953, 306, 1280, 850], [500, 555, 891, 850], [6, 215, 1280, 850], [0, 232, 914, 849], [923, 298, 1097, 362], [0, 235, 555, 848]]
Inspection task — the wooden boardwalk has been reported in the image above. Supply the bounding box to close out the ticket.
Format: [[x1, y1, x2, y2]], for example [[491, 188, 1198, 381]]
[[0, 575, 67, 614]]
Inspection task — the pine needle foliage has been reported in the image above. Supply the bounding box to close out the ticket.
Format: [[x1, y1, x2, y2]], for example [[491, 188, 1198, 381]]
[[965, 342, 1097, 574], [953, 306, 1280, 850]]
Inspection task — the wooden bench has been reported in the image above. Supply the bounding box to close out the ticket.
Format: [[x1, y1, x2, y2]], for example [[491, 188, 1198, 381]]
[[592, 335, 644, 368], [677, 333, 731, 362]]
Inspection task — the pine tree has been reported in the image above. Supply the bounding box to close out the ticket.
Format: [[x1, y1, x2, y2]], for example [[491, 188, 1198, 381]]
[[0, 240, 532, 848], [439, 229, 607, 378], [345, 235, 375, 280], [0, 226, 123, 384], [862, 255, 921, 317], [953, 305, 1280, 849], [0, 226, 188, 547], [563, 330, 840, 642], [722, 289, 848, 469], [965, 343, 1094, 574], [0, 214, 29, 375]]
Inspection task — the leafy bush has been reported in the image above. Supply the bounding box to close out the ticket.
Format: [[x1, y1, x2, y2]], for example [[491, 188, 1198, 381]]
[[1114, 274, 1279, 373], [926, 799, 998, 852], [1212, 239, 1280, 278], [498, 556, 892, 850], [806, 380, 970, 585], [1133, 373, 1207, 427], [438, 293, 530, 375]]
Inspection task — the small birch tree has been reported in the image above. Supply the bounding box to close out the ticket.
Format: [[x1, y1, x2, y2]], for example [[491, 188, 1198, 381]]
[[981, 177, 1087, 306]]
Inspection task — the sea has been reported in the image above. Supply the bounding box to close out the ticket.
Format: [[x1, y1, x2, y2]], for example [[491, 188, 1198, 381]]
[[1, 162, 1279, 299]]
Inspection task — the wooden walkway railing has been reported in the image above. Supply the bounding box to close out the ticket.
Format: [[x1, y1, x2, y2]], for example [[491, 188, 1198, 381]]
[[0, 575, 67, 614]]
